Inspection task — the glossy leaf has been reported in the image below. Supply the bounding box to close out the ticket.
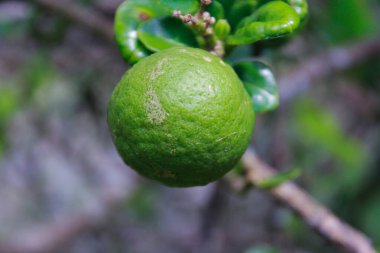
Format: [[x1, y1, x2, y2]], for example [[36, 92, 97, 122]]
[[286, 0, 308, 22], [259, 0, 308, 22], [114, 0, 169, 64], [159, 0, 199, 13], [234, 61, 279, 112], [257, 168, 301, 189], [227, 1, 300, 45], [228, 0, 259, 29], [138, 17, 198, 52], [205, 1, 225, 20]]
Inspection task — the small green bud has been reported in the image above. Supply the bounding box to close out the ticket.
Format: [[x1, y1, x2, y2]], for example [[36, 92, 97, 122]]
[[214, 19, 231, 40]]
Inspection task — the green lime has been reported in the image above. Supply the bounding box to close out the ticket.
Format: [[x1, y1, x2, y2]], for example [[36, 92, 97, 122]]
[[108, 47, 255, 187]]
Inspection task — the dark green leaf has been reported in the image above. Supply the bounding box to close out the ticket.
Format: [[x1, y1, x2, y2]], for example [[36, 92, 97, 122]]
[[138, 17, 198, 52], [205, 1, 225, 20], [228, 0, 259, 30], [159, 0, 199, 13], [218, 0, 236, 12], [234, 61, 279, 112], [227, 1, 300, 45], [225, 45, 253, 63], [114, 0, 169, 64], [258, 168, 301, 189]]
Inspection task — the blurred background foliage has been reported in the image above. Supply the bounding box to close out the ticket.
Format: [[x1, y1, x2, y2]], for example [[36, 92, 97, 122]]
[[0, 0, 380, 252]]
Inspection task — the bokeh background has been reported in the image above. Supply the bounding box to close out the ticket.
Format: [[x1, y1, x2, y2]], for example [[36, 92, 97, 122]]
[[0, 0, 379, 252]]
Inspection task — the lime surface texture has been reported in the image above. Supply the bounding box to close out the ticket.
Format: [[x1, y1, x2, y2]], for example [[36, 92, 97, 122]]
[[108, 47, 255, 187]]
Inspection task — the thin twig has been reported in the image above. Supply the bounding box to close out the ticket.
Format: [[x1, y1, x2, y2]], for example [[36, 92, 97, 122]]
[[279, 37, 380, 106], [30, 0, 114, 42], [242, 149, 376, 253]]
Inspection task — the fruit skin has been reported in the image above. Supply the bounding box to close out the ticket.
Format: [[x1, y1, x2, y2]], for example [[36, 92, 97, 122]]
[[108, 47, 255, 187]]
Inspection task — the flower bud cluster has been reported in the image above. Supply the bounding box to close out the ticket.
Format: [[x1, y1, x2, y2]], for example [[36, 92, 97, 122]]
[[172, 0, 224, 57], [172, 9, 215, 36]]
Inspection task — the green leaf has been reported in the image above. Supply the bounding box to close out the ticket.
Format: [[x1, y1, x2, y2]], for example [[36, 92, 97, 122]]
[[225, 45, 253, 63], [285, 0, 308, 22], [205, 1, 225, 20], [258, 0, 308, 22], [218, 0, 236, 12], [228, 0, 259, 30], [257, 168, 301, 189], [227, 1, 300, 45], [114, 0, 169, 64], [234, 61, 279, 112], [138, 17, 198, 52], [159, 0, 199, 13]]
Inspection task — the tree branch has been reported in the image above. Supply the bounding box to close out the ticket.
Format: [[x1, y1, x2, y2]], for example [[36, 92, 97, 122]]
[[30, 0, 114, 42], [242, 149, 376, 253], [279, 37, 380, 106]]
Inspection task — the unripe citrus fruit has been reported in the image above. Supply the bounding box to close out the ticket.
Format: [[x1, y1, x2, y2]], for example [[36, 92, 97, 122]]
[[108, 47, 255, 187]]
